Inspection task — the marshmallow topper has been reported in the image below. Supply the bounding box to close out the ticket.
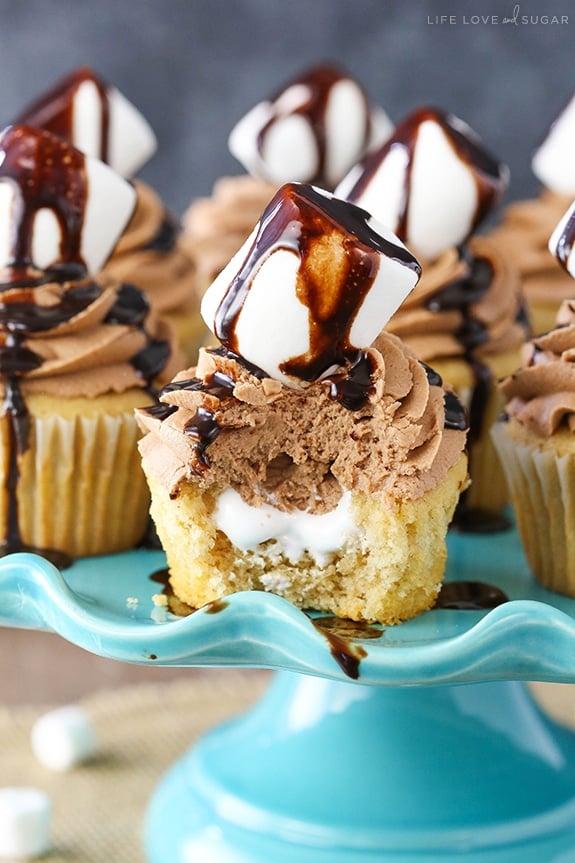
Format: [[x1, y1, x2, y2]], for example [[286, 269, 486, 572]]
[[228, 63, 392, 190], [336, 107, 508, 260], [14, 66, 157, 179], [532, 94, 575, 196], [549, 199, 575, 276], [0, 124, 136, 284], [201, 183, 421, 389]]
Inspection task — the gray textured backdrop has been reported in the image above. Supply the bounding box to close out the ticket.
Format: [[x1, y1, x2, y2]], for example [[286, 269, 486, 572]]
[[0, 0, 572, 219]]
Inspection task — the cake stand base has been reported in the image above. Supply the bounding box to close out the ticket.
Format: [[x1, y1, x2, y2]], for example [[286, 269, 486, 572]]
[[145, 671, 575, 862]]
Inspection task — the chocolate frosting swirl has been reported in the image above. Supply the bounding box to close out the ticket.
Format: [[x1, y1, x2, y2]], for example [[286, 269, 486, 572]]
[[0, 273, 182, 400], [383, 236, 527, 363], [103, 180, 200, 316], [500, 299, 575, 437], [490, 190, 574, 305], [136, 335, 468, 512], [182, 175, 278, 290]]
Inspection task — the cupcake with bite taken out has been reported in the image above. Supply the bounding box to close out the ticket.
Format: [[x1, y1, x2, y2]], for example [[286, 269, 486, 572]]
[[489, 91, 575, 335], [182, 62, 392, 295], [14, 66, 205, 359], [137, 183, 469, 624], [492, 199, 575, 596], [335, 107, 529, 529], [0, 125, 182, 564]]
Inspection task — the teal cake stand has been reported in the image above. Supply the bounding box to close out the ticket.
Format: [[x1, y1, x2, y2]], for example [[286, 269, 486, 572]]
[[3, 524, 575, 861]]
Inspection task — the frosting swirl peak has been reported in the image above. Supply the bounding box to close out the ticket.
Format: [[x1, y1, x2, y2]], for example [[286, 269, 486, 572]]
[[137, 336, 468, 511], [500, 300, 575, 437]]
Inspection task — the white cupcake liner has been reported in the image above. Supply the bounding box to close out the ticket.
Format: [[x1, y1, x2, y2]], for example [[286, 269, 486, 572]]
[[2, 411, 150, 558], [492, 422, 575, 595]]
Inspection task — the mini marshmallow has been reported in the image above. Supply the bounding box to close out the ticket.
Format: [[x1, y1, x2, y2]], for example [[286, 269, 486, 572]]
[[336, 107, 508, 260], [532, 94, 575, 196], [228, 63, 392, 189], [0, 125, 136, 277], [201, 183, 420, 388], [0, 788, 51, 859], [549, 198, 575, 277], [14, 66, 157, 178], [31, 705, 98, 772]]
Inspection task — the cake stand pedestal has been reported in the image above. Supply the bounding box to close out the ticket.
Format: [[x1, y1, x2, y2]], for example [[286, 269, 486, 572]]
[[2, 523, 575, 861], [146, 674, 575, 862]]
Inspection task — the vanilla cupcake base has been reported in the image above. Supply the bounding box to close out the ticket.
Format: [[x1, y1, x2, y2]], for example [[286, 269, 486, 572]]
[[143, 453, 468, 624], [491, 420, 575, 596], [0, 390, 152, 560]]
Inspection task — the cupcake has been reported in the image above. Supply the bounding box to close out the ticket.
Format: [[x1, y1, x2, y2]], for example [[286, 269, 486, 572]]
[[137, 184, 468, 624], [182, 62, 392, 294], [335, 107, 528, 528], [0, 125, 182, 565], [492, 201, 575, 596], [14, 66, 205, 359], [488, 91, 575, 335]]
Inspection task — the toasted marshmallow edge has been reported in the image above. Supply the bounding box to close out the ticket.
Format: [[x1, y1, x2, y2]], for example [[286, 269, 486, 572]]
[[407, 120, 478, 259], [82, 157, 137, 272], [349, 217, 420, 347], [214, 487, 357, 567], [532, 95, 575, 195], [548, 199, 575, 276], [31, 705, 98, 772], [0, 787, 51, 858], [324, 80, 371, 188]]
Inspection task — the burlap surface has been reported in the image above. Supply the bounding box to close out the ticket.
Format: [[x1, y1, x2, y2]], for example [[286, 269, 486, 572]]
[[1, 675, 575, 862], [0, 670, 269, 862]]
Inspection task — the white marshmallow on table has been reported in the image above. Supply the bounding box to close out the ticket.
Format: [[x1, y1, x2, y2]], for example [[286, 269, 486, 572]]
[[532, 94, 575, 196], [336, 108, 508, 260], [201, 183, 420, 388], [0, 125, 136, 276], [0, 788, 51, 859], [15, 67, 157, 179], [228, 64, 392, 189], [31, 705, 98, 772], [549, 198, 575, 277]]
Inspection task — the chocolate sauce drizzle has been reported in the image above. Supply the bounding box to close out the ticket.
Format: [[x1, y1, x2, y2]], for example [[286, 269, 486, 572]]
[[143, 216, 178, 253], [347, 106, 505, 242], [554, 206, 575, 274], [326, 351, 377, 410], [312, 618, 368, 680], [425, 248, 511, 530], [145, 364, 240, 477], [0, 126, 171, 565], [15, 67, 111, 163], [435, 581, 508, 610], [258, 64, 370, 189], [214, 183, 419, 387]]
